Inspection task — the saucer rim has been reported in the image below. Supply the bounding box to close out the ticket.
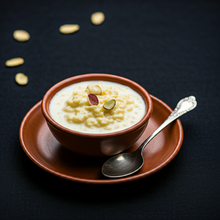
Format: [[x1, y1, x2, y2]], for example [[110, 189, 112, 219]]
[[19, 95, 183, 184]]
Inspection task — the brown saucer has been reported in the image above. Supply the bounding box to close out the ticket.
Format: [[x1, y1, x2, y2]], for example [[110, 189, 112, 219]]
[[19, 95, 183, 184]]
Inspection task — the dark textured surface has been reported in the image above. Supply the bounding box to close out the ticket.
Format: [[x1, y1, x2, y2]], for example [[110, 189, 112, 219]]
[[0, 0, 219, 219]]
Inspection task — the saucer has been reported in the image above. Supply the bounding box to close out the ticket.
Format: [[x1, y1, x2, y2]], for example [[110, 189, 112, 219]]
[[19, 95, 183, 184]]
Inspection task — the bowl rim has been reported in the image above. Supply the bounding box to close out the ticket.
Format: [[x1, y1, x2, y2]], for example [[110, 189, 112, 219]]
[[41, 73, 153, 138]]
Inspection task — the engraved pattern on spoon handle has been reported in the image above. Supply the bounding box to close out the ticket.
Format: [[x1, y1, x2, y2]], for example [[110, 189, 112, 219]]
[[168, 96, 197, 120], [139, 96, 197, 153]]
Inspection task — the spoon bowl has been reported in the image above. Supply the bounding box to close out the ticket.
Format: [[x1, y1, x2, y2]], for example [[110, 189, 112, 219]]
[[101, 149, 144, 178], [102, 96, 197, 178]]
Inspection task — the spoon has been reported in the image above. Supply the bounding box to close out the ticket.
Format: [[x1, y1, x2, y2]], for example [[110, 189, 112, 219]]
[[102, 96, 197, 178]]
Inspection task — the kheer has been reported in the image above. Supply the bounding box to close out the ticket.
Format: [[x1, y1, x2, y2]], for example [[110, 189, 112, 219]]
[[49, 81, 146, 133]]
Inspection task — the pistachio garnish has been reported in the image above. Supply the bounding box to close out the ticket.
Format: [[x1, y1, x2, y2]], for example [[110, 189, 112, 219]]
[[86, 84, 102, 95], [103, 99, 116, 110], [88, 94, 99, 106], [15, 73, 28, 85]]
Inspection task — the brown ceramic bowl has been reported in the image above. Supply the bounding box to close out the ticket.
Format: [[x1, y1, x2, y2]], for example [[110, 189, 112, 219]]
[[41, 73, 153, 157]]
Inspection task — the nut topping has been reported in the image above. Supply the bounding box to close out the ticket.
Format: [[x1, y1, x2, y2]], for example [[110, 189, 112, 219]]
[[88, 94, 99, 106], [86, 84, 102, 95], [103, 99, 116, 110]]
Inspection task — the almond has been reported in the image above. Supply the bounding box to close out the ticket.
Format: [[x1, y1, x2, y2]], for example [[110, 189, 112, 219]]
[[15, 73, 28, 85], [13, 30, 30, 42], [59, 24, 80, 34], [91, 12, 105, 25], [5, 57, 24, 67], [86, 84, 102, 95]]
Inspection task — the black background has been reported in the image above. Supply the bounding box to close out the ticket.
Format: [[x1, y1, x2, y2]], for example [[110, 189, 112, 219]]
[[0, 0, 219, 219]]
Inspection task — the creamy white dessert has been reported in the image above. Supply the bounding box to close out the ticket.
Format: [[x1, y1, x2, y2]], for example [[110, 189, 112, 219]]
[[49, 81, 146, 133]]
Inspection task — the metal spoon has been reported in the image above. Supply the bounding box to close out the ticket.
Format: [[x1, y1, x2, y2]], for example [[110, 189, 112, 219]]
[[102, 96, 197, 178]]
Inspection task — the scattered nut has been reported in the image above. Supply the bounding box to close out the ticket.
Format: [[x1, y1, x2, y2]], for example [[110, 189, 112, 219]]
[[15, 73, 28, 85], [103, 99, 116, 110], [59, 24, 80, 34], [91, 12, 105, 25], [5, 57, 24, 67], [86, 84, 102, 95], [88, 94, 99, 106], [13, 30, 30, 42]]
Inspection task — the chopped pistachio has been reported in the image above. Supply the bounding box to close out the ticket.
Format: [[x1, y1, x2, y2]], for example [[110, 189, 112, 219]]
[[103, 99, 116, 110], [88, 94, 99, 106]]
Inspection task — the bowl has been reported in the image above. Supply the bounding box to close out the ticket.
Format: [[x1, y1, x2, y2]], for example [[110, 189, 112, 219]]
[[41, 73, 153, 157]]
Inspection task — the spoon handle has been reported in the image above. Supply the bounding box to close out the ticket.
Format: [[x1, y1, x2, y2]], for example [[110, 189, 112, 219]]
[[139, 96, 197, 153]]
